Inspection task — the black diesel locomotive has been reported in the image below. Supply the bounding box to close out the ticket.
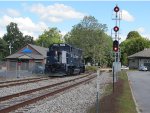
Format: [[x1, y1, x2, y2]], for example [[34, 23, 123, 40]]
[[45, 43, 85, 76]]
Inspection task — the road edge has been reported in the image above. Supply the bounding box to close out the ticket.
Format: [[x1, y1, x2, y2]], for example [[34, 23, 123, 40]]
[[126, 72, 141, 113]]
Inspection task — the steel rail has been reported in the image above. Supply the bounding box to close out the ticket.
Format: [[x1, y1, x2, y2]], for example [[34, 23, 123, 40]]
[[0, 78, 49, 88], [0, 74, 92, 102], [0, 75, 95, 113], [0, 77, 46, 84]]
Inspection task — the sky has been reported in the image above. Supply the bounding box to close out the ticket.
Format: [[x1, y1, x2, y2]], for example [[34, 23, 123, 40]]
[[0, 1, 150, 42]]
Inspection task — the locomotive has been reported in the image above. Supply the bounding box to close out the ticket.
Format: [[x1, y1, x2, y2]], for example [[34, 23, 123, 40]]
[[45, 43, 85, 76]]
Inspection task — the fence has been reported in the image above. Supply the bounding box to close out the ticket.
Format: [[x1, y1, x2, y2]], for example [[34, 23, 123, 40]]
[[0, 61, 45, 79]]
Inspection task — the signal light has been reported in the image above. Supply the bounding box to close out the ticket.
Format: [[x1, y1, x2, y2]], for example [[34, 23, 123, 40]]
[[114, 6, 119, 12], [113, 40, 119, 52], [113, 26, 119, 32]]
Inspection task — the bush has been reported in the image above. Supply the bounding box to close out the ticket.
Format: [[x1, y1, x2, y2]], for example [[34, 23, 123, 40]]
[[85, 66, 98, 72]]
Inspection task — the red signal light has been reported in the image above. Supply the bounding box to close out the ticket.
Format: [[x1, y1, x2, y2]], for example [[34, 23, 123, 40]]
[[114, 6, 119, 12], [113, 40, 119, 52], [113, 26, 119, 32], [114, 47, 118, 51]]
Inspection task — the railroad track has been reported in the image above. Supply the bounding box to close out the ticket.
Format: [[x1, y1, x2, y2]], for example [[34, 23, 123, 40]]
[[0, 77, 49, 88], [0, 72, 92, 88], [0, 73, 96, 113]]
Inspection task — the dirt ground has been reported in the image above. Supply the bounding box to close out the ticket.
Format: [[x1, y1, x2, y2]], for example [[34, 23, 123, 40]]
[[100, 79, 123, 113]]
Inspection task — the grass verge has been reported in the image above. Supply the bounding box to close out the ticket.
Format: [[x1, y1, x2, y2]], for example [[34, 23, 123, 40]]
[[87, 71, 137, 113], [117, 71, 137, 113]]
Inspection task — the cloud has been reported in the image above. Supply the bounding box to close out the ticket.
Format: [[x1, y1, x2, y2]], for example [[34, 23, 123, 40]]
[[61, 31, 68, 37], [0, 29, 6, 38], [137, 27, 145, 34], [6, 9, 20, 17], [30, 3, 85, 23], [136, 27, 150, 39], [120, 34, 127, 42], [122, 10, 134, 22], [0, 8, 20, 17], [0, 15, 48, 39]]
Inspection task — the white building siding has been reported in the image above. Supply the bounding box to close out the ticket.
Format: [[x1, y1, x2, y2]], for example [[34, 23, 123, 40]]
[[129, 58, 150, 69]]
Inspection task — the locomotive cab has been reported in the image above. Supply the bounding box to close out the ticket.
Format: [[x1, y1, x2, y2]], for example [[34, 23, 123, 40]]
[[45, 43, 85, 76]]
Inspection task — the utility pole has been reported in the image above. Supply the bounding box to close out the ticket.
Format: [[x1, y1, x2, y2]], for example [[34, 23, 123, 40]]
[[9, 42, 13, 55]]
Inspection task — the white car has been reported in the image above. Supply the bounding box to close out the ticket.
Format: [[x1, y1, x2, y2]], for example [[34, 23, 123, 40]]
[[121, 65, 129, 70], [139, 66, 148, 71]]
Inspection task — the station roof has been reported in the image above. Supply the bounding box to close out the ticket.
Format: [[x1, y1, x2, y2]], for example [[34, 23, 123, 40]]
[[128, 48, 150, 59], [6, 44, 48, 59]]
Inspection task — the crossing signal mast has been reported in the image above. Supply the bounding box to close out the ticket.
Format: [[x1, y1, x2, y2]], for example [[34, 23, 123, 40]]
[[112, 5, 122, 82]]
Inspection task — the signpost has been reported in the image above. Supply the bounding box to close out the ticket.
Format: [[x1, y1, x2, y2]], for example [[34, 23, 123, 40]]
[[96, 70, 100, 113]]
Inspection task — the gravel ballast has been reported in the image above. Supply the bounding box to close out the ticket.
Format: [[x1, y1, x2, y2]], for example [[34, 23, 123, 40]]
[[0, 75, 89, 97], [19, 72, 112, 113]]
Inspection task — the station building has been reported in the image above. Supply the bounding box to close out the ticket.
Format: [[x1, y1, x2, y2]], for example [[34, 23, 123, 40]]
[[6, 44, 48, 71], [128, 48, 150, 70]]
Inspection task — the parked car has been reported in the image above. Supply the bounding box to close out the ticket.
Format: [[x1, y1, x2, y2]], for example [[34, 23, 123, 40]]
[[139, 66, 148, 71], [121, 65, 129, 70]]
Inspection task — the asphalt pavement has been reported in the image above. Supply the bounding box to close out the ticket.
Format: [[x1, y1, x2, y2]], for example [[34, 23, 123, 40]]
[[127, 71, 150, 113]]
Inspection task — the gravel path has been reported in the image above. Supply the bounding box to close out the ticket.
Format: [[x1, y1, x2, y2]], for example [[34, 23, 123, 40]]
[[15, 72, 112, 113]]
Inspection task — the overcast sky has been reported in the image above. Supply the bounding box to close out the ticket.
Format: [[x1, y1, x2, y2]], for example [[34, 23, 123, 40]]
[[0, 1, 150, 42]]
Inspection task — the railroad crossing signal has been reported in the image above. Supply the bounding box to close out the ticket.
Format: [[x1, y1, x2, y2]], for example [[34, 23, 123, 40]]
[[113, 40, 119, 52]]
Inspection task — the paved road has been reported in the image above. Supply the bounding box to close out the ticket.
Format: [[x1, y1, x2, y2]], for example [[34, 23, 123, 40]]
[[127, 71, 150, 113]]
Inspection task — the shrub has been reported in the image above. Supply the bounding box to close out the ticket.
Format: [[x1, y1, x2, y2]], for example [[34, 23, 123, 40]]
[[85, 66, 98, 72]]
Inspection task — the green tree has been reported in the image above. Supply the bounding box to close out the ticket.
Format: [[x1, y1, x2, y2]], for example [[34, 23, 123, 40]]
[[120, 32, 150, 65], [36, 27, 63, 48], [3, 22, 34, 55], [24, 35, 34, 45], [126, 31, 141, 40], [64, 16, 112, 67], [0, 38, 7, 60]]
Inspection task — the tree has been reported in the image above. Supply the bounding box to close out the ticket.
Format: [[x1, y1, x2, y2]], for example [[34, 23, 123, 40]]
[[35, 27, 63, 48], [3, 22, 34, 55], [24, 35, 34, 45], [64, 16, 112, 67], [126, 31, 141, 40], [0, 38, 7, 60], [120, 32, 150, 65]]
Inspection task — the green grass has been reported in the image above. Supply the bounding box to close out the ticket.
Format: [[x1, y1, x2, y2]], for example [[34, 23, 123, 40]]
[[117, 71, 137, 113], [87, 71, 137, 113]]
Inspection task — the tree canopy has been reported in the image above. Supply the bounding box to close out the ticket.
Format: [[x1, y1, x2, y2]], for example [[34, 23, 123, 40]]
[[35, 27, 63, 48], [3, 22, 34, 55], [64, 16, 112, 67], [126, 31, 141, 40], [0, 38, 7, 60], [120, 31, 150, 65]]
